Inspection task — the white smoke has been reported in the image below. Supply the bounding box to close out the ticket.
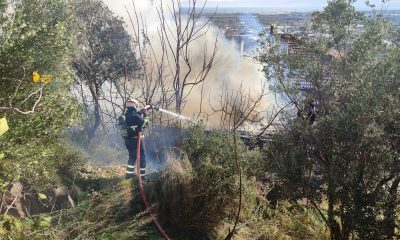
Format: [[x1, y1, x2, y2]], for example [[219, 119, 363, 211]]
[[103, 0, 275, 129]]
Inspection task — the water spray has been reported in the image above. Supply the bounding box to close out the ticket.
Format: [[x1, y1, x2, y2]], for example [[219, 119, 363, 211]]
[[147, 104, 195, 123], [158, 108, 194, 122]]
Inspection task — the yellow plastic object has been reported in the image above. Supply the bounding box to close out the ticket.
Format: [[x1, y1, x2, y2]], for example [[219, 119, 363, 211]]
[[0, 117, 9, 136], [32, 71, 41, 83]]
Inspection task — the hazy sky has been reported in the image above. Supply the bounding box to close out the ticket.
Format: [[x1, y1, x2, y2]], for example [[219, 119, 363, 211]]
[[181, 0, 400, 10]]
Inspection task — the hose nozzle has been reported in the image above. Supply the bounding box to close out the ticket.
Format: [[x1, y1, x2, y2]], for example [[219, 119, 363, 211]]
[[152, 104, 160, 111], [145, 104, 159, 111]]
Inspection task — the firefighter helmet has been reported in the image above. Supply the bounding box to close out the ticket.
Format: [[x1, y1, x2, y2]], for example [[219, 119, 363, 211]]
[[126, 98, 140, 109]]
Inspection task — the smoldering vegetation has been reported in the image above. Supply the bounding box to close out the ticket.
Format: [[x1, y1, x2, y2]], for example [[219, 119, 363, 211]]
[[23, 126, 330, 240], [85, 0, 276, 128], [2, 0, 399, 239], [66, 0, 278, 167]]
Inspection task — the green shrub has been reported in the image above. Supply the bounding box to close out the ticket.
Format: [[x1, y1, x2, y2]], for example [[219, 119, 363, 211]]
[[146, 125, 261, 238], [0, 214, 53, 239]]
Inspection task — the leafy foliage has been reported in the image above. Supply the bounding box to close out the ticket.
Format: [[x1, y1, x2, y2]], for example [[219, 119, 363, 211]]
[[258, 1, 400, 239], [143, 125, 258, 238], [0, 0, 79, 190], [71, 0, 138, 142], [0, 214, 52, 239]]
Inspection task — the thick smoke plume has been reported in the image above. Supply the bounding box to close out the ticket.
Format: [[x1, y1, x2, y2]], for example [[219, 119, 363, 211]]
[[103, 0, 274, 129]]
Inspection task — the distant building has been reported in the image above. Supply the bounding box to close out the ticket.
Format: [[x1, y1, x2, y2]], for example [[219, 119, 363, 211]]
[[280, 33, 303, 54], [278, 32, 347, 123]]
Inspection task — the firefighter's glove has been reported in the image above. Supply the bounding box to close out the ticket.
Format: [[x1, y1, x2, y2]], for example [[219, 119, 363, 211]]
[[140, 108, 149, 117]]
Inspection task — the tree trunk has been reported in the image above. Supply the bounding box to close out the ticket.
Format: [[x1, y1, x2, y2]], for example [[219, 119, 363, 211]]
[[87, 84, 101, 143], [384, 178, 400, 239], [341, 218, 351, 240], [328, 157, 342, 240], [175, 91, 182, 114]]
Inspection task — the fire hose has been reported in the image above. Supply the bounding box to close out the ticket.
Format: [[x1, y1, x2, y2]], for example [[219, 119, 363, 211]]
[[135, 119, 171, 240]]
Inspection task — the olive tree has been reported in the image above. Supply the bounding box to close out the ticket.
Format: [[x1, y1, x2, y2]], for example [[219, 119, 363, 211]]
[[258, 1, 400, 239], [71, 0, 139, 142]]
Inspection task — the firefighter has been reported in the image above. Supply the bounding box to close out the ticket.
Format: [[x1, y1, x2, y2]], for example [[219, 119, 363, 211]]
[[124, 99, 150, 179]]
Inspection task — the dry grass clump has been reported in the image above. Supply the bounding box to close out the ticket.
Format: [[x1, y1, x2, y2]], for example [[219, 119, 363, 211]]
[[150, 150, 238, 238], [57, 185, 150, 240], [254, 202, 330, 240], [213, 201, 330, 240], [28, 169, 151, 240]]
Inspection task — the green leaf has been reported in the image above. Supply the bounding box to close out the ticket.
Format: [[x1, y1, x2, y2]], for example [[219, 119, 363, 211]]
[[38, 216, 52, 228], [38, 193, 47, 200]]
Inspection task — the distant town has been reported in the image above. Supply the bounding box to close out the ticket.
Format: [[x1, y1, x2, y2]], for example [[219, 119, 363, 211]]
[[203, 10, 400, 54]]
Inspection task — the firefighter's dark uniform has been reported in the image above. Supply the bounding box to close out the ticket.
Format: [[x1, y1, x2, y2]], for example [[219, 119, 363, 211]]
[[125, 107, 149, 178]]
